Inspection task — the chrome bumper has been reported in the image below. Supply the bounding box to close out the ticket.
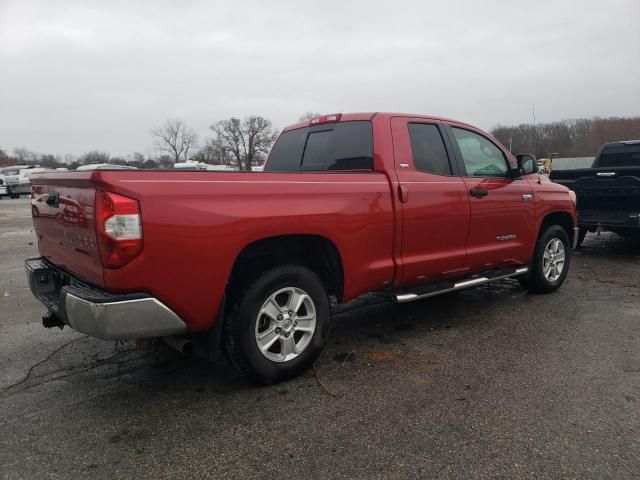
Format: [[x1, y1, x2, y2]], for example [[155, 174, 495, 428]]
[[26, 257, 186, 340], [572, 227, 580, 250]]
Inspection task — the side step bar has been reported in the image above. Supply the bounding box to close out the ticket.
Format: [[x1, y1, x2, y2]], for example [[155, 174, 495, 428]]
[[396, 267, 529, 303]]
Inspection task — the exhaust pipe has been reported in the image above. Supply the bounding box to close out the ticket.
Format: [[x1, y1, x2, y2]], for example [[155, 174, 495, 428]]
[[163, 335, 194, 354]]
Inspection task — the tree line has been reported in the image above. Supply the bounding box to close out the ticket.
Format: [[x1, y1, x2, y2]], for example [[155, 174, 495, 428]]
[[490, 116, 640, 158], [2, 114, 638, 170], [1, 114, 289, 171]]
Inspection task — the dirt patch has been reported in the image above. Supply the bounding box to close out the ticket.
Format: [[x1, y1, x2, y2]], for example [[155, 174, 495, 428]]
[[365, 351, 400, 362]]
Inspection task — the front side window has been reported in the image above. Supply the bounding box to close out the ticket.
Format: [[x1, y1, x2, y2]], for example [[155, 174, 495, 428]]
[[407, 123, 452, 175], [452, 127, 508, 177], [266, 121, 373, 171]]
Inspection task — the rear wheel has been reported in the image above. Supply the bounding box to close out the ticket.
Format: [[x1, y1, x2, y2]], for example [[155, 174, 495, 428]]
[[225, 265, 330, 384], [519, 225, 571, 293]]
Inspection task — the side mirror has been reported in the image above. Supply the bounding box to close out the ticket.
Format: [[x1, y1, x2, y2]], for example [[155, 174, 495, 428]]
[[516, 154, 537, 175]]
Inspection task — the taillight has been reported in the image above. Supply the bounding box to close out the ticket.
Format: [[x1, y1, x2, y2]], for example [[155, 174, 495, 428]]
[[95, 191, 142, 268]]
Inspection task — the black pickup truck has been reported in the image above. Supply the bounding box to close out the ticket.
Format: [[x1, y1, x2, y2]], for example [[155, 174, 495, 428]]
[[551, 140, 640, 247]]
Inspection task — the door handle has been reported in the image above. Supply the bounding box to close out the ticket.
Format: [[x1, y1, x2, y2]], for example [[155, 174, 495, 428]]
[[398, 184, 409, 203], [469, 187, 488, 198]]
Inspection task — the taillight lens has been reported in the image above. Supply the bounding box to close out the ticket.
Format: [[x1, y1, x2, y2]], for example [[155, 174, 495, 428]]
[[95, 191, 143, 268]]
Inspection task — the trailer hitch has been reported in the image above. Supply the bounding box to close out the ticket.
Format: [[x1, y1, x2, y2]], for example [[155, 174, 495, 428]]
[[42, 312, 65, 330]]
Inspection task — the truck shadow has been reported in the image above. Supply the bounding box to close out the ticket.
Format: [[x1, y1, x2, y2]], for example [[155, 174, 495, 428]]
[[1, 279, 528, 402], [577, 231, 640, 258]]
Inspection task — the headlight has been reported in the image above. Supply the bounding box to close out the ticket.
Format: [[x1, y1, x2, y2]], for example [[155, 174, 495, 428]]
[[568, 190, 577, 206]]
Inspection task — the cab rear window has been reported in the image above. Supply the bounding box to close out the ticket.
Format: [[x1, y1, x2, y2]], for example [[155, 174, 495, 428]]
[[266, 121, 373, 171], [597, 144, 640, 168]]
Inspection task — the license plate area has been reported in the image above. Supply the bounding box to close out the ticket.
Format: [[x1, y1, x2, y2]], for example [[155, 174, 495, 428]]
[[26, 258, 70, 314]]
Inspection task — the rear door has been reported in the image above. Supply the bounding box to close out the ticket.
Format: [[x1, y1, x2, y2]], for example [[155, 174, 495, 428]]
[[391, 117, 471, 285], [445, 125, 535, 270]]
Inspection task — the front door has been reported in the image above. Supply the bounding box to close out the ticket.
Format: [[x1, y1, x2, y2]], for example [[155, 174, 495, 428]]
[[391, 117, 471, 286], [445, 125, 535, 271]]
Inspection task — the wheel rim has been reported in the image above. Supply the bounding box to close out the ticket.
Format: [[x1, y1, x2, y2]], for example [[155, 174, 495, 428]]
[[542, 237, 565, 282], [254, 287, 317, 363]]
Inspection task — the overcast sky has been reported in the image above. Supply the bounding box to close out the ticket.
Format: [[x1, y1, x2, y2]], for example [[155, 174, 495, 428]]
[[1, 0, 639, 157]]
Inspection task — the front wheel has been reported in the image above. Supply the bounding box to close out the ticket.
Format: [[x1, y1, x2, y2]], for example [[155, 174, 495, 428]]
[[224, 265, 330, 384], [519, 225, 571, 294]]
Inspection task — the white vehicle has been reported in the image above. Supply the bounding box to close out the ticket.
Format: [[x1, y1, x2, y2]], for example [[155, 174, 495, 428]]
[[173, 161, 264, 172], [75, 163, 137, 171], [174, 161, 210, 171], [1, 165, 36, 198], [0, 175, 7, 197]]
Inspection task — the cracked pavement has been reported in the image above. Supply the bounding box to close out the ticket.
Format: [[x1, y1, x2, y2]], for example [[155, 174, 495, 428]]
[[1, 198, 639, 479]]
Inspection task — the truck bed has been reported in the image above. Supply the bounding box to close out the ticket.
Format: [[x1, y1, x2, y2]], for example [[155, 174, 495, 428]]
[[29, 169, 395, 331], [552, 167, 640, 229]]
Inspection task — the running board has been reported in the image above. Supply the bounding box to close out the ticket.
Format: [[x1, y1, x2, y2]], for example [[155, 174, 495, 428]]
[[395, 267, 529, 303]]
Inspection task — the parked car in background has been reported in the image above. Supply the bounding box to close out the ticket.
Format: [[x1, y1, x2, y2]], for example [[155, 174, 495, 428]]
[[551, 140, 640, 247], [75, 163, 137, 171], [0, 175, 7, 197], [25, 112, 578, 384], [1, 165, 35, 198]]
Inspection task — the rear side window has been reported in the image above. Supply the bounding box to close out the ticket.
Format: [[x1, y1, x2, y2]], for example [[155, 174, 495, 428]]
[[407, 123, 452, 175], [266, 121, 373, 171], [597, 144, 640, 167]]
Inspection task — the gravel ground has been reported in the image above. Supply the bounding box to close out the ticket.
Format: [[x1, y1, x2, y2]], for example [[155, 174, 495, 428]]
[[1, 198, 639, 479]]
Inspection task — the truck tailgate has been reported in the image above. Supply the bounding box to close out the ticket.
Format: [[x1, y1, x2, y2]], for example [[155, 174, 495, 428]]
[[553, 169, 640, 227], [31, 173, 104, 285]]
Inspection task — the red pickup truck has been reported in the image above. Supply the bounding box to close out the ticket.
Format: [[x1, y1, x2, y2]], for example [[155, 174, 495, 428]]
[[26, 113, 578, 383]]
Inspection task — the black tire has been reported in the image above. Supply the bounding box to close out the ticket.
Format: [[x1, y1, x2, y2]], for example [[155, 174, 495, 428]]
[[519, 225, 571, 294], [224, 265, 330, 384], [575, 227, 588, 249]]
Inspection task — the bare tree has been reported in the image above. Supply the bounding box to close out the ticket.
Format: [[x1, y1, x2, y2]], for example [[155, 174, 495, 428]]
[[491, 116, 640, 157], [191, 138, 230, 165], [209, 116, 277, 171], [12, 147, 39, 164], [299, 112, 321, 121], [152, 119, 198, 163], [79, 150, 110, 165]]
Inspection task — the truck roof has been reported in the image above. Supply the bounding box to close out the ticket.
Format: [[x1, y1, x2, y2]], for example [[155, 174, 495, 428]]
[[282, 112, 476, 132]]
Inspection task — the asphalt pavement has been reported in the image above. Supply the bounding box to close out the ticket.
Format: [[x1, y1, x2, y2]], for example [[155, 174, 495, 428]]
[[1, 198, 639, 479]]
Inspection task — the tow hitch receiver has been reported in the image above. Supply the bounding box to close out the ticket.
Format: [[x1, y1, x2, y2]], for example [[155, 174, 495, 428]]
[[42, 312, 64, 330]]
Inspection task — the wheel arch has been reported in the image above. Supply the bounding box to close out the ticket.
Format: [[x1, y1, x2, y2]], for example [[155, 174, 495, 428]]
[[538, 211, 574, 245], [227, 234, 344, 306]]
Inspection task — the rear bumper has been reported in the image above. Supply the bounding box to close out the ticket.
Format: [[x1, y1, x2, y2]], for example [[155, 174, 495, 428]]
[[25, 257, 186, 340], [578, 209, 640, 230]]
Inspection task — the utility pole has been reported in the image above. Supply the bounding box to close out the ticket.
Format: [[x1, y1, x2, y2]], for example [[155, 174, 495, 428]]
[[532, 104, 537, 155]]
